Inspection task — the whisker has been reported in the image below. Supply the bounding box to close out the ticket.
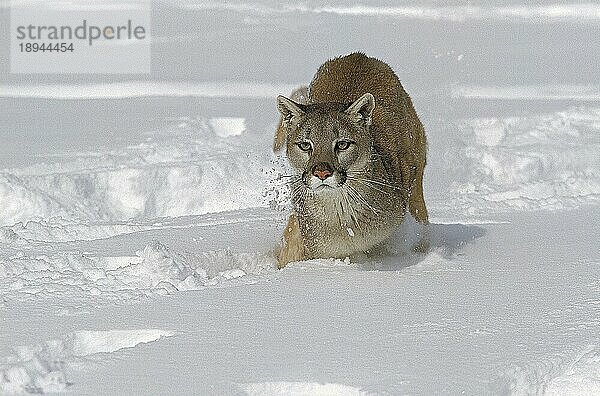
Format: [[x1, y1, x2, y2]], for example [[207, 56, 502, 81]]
[[346, 177, 394, 196], [341, 188, 362, 229], [348, 176, 403, 192], [345, 184, 380, 215]]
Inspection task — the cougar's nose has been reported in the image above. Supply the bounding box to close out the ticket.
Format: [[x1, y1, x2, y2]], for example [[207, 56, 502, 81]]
[[312, 162, 333, 180]]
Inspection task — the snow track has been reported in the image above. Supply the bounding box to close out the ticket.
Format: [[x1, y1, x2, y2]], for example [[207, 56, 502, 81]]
[[499, 346, 600, 395], [0, 329, 174, 394], [441, 106, 600, 215], [0, 116, 274, 227], [0, 242, 271, 301]]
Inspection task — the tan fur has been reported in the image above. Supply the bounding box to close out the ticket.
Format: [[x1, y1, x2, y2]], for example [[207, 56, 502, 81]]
[[276, 213, 305, 269], [275, 53, 429, 268]]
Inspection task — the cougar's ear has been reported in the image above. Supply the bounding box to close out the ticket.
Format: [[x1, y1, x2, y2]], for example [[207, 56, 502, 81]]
[[274, 95, 305, 152], [273, 121, 287, 152], [345, 93, 375, 127], [277, 95, 305, 122]]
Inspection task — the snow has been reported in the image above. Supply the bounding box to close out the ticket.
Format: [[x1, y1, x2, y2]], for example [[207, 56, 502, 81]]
[[0, 81, 299, 99], [453, 84, 600, 101], [0, 119, 273, 226], [1, 0, 599, 394], [505, 345, 600, 395], [209, 117, 246, 137], [0, 329, 174, 394], [448, 106, 600, 214], [178, 2, 600, 23], [239, 382, 367, 396]]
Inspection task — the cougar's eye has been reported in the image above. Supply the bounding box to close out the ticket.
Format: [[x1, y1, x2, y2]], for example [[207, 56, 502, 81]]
[[335, 140, 352, 151], [297, 141, 312, 152]]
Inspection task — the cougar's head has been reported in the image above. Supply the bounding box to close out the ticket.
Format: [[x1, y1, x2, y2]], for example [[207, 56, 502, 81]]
[[276, 93, 375, 194]]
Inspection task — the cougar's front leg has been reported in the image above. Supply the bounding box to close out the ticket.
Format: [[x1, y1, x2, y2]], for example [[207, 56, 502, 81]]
[[277, 213, 306, 269]]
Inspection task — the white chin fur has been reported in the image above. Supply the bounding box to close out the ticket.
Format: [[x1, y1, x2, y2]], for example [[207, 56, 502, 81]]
[[309, 175, 338, 191]]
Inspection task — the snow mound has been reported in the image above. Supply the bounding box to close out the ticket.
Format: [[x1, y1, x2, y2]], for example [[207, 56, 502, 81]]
[[239, 381, 370, 396], [498, 346, 600, 395], [209, 117, 246, 137], [0, 329, 173, 394], [445, 107, 600, 214], [545, 347, 600, 395], [0, 117, 273, 227], [0, 241, 276, 303], [70, 329, 175, 356]]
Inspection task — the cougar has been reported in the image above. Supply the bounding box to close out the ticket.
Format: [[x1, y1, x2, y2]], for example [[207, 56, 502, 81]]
[[274, 52, 428, 268]]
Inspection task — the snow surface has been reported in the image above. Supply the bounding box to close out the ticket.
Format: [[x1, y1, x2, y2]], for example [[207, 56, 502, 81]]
[[1, 0, 599, 394], [0, 81, 299, 100]]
